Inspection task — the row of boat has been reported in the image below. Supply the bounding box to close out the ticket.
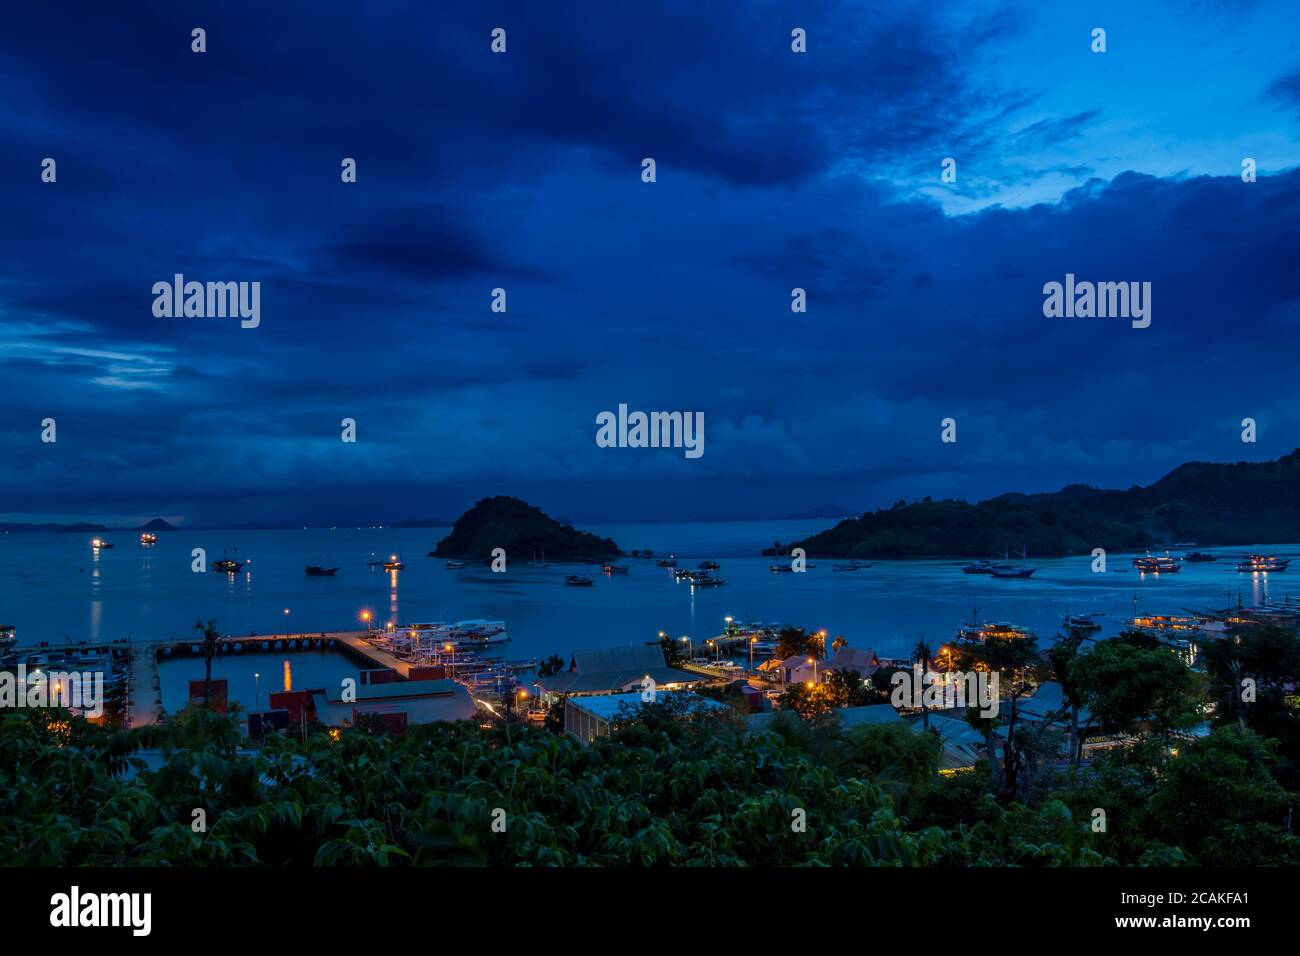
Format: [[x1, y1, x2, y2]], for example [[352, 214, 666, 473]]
[[1133, 553, 1291, 574]]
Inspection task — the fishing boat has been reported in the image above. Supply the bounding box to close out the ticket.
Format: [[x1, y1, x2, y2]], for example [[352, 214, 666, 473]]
[[602, 564, 630, 574], [564, 574, 594, 587], [211, 559, 244, 574], [305, 565, 339, 577], [90, 537, 114, 550], [139, 532, 157, 545], [1184, 551, 1217, 562], [1236, 554, 1290, 573], [1133, 555, 1181, 573], [445, 560, 468, 569], [383, 554, 405, 571]]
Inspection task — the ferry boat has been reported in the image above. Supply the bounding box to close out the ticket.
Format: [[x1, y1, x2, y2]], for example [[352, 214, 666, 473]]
[[211, 559, 244, 573], [1236, 554, 1290, 573], [1133, 555, 1181, 573], [1183, 551, 1216, 562], [956, 604, 1032, 642], [1063, 613, 1102, 632], [305, 565, 339, 577], [564, 574, 594, 587], [139, 532, 157, 545], [1131, 613, 1228, 638], [383, 554, 405, 571], [956, 619, 1033, 642]]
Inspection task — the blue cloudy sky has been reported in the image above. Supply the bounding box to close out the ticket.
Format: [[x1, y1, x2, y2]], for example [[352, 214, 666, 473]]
[[2, 0, 1300, 526]]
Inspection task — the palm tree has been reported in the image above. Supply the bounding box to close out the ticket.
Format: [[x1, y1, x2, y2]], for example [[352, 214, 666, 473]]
[[913, 637, 933, 731], [194, 618, 221, 708]]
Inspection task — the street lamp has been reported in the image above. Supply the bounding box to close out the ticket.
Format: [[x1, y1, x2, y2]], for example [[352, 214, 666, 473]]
[[444, 642, 456, 671], [360, 610, 372, 632], [750, 636, 759, 672], [254, 671, 260, 714], [679, 635, 693, 661], [808, 656, 818, 683]]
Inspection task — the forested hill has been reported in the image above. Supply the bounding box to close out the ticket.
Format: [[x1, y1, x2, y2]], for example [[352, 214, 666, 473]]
[[786, 450, 1300, 558]]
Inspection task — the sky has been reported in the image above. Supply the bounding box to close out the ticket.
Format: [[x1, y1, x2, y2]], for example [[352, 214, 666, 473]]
[[2, 0, 1300, 526]]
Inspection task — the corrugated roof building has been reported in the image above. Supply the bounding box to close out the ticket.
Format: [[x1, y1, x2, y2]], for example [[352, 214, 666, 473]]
[[537, 644, 702, 697]]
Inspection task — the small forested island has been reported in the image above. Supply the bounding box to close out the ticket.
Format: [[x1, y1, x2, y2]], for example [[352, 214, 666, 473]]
[[433, 496, 619, 560], [785, 449, 1300, 558]]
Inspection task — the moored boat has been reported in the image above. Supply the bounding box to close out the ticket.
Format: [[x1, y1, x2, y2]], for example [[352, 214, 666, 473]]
[[1133, 555, 1181, 573], [564, 574, 594, 587], [305, 565, 339, 577], [1062, 613, 1102, 632], [383, 554, 405, 571], [211, 559, 243, 573], [603, 564, 630, 574], [445, 560, 468, 569], [1184, 551, 1216, 562], [1236, 554, 1290, 573], [139, 532, 157, 545]]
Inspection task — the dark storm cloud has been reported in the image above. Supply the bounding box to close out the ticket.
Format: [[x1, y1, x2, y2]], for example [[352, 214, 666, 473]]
[[1, 0, 1299, 523]]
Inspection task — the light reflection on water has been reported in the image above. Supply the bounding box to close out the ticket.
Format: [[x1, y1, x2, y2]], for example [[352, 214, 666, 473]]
[[3, 524, 1297, 662]]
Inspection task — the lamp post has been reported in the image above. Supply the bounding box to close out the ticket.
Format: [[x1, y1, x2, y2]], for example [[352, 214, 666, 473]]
[[254, 671, 260, 714], [808, 656, 818, 683], [680, 635, 692, 662], [750, 636, 758, 672], [360, 610, 372, 633]]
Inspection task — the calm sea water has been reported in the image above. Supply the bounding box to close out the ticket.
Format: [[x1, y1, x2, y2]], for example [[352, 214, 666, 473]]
[[3, 522, 1296, 675]]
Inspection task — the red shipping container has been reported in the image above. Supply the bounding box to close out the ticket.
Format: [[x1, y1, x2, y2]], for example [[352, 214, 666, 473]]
[[189, 678, 228, 713], [269, 689, 315, 723], [360, 668, 399, 686]]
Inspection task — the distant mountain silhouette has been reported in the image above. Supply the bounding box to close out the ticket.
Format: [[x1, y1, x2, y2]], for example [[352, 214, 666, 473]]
[[784, 503, 854, 520], [136, 518, 177, 531], [786, 449, 1300, 558], [433, 496, 619, 559]]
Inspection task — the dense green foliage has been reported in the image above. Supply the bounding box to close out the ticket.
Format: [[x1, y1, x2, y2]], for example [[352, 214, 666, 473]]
[[789, 448, 1300, 557], [433, 496, 619, 559], [3, 705, 1117, 866]]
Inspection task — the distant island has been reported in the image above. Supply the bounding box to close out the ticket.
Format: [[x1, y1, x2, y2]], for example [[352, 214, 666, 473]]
[[433, 496, 620, 560], [0, 517, 176, 533], [783, 449, 1300, 558]]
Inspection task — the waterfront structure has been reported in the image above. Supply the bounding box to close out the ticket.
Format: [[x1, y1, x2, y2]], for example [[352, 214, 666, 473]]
[[536, 645, 700, 698], [308, 678, 475, 732], [563, 690, 725, 744]]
